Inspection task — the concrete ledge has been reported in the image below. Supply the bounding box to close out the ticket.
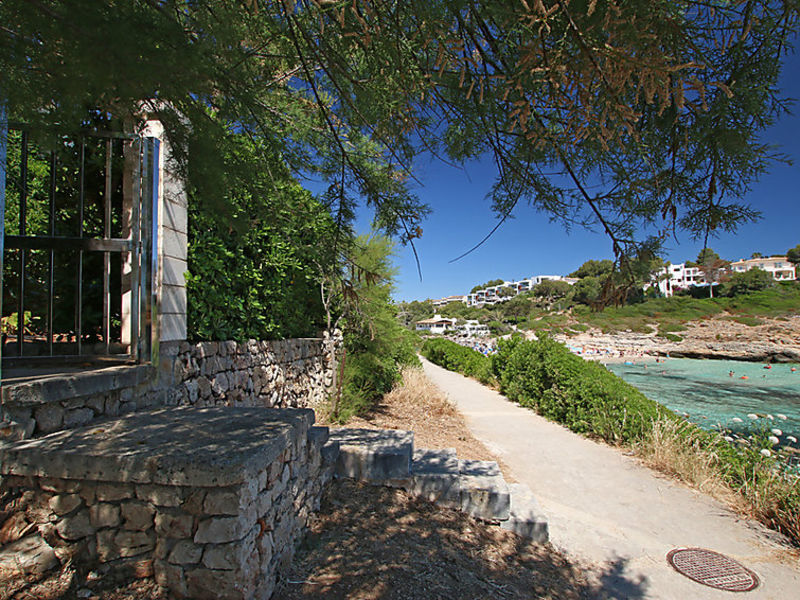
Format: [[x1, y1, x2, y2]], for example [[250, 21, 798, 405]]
[[2, 365, 155, 407], [330, 428, 413, 481], [0, 407, 314, 487], [413, 448, 458, 474]]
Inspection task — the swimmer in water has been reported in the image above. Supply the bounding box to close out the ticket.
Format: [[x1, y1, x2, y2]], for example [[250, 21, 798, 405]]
[[729, 371, 734, 377]]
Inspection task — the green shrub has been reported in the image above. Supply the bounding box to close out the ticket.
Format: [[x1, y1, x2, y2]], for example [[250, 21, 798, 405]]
[[659, 332, 683, 342], [333, 236, 420, 422], [187, 136, 334, 341], [421, 338, 494, 385], [721, 268, 775, 297], [428, 332, 800, 545], [493, 335, 669, 443]]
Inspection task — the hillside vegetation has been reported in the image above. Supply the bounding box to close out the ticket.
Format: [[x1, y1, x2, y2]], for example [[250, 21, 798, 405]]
[[547, 282, 800, 338], [405, 282, 800, 340]]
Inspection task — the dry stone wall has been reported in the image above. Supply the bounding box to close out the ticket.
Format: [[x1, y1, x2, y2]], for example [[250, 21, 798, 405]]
[[171, 336, 337, 410], [1, 334, 339, 441], [0, 407, 335, 600]]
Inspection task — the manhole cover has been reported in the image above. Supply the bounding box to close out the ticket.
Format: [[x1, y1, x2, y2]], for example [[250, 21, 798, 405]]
[[666, 548, 759, 592]]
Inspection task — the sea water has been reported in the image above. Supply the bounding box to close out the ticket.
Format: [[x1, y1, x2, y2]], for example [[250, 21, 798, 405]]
[[605, 358, 800, 443]]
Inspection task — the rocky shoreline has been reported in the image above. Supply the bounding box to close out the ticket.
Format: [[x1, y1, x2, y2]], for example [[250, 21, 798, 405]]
[[552, 314, 800, 363]]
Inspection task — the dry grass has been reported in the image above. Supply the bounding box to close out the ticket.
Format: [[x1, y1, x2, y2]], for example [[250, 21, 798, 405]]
[[341, 366, 514, 475], [636, 418, 800, 548], [635, 418, 738, 505]]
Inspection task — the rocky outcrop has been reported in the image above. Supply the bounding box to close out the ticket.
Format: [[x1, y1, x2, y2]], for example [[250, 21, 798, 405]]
[[555, 315, 800, 363]]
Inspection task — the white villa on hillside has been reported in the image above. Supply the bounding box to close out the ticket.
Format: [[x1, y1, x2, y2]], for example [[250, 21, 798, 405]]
[[432, 295, 467, 307], [729, 257, 796, 281], [654, 263, 707, 297], [653, 256, 796, 297], [456, 320, 490, 337], [415, 315, 456, 334], [465, 275, 576, 306]]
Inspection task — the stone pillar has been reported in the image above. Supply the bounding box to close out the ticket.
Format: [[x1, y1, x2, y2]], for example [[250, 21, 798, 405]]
[[141, 119, 187, 344], [121, 118, 188, 357]]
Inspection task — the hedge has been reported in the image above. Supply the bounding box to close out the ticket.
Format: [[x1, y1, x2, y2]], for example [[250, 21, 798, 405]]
[[491, 335, 670, 444], [420, 338, 494, 385]]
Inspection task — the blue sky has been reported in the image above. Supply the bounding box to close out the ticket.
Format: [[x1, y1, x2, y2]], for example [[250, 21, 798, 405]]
[[339, 51, 800, 302]]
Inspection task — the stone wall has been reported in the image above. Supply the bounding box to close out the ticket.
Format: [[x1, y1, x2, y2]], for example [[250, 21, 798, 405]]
[[0, 407, 336, 600], [169, 336, 336, 410], [1, 334, 339, 441]]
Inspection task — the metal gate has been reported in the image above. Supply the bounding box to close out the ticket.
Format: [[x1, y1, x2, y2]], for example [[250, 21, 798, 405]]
[[1, 118, 159, 374]]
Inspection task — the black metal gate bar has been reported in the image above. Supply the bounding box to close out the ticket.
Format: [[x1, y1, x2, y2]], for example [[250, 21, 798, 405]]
[[75, 138, 85, 356], [103, 139, 112, 353], [47, 151, 56, 356], [17, 130, 27, 357], [2, 126, 155, 367]]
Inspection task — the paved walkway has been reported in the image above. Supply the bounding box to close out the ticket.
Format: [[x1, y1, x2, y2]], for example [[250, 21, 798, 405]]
[[420, 357, 800, 600]]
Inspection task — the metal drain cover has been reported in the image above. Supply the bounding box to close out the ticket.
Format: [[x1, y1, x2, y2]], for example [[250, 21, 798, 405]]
[[667, 548, 759, 592]]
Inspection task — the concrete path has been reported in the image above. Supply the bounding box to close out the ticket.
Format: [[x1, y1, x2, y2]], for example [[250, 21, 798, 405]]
[[420, 357, 800, 600]]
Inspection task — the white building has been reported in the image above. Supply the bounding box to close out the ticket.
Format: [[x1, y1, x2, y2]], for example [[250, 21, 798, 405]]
[[654, 256, 796, 297], [455, 320, 490, 337], [415, 315, 456, 334], [431, 295, 467, 307], [465, 275, 576, 306], [654, 263, 707, 297], [729, 257, 796, 281]]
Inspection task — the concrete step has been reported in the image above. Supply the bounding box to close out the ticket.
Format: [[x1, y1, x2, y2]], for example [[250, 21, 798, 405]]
[[412, 447, 458, 474], [459, 459, 501, 477], [501, 483, 549, 542], [459, 473, 510, 522], [329, 428, 413, 481]]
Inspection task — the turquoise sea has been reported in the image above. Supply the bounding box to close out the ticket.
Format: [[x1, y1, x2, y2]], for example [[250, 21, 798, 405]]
[[605, 358, 800, 444]]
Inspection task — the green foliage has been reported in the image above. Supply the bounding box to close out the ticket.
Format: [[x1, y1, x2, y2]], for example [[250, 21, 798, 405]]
[[531, 280, 572, 299], [421, 338, 494, 385], [725, 315, 763, 327], [787, 245, 800, 266], [498, 294, 533, 323], [521, 284, 800, 338], [697, 248, 721, 265], [493, 336, 668, 444], [569, 259, 614, 279], [437, 302, 490, 322], [659, 333, 683, 342], [186, 136, 334, 341], [3, 1, 796, 264], [720, 268, 776, 297], [470, 279, 505, 294], [396, 300, 434, 329], [571, 276, 602, 305], [335, 236, 420, 422]]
